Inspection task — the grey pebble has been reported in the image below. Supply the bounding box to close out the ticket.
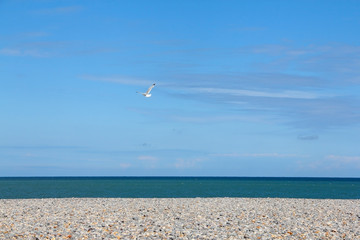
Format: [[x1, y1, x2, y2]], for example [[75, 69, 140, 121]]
[[0, 198, 359, 239]]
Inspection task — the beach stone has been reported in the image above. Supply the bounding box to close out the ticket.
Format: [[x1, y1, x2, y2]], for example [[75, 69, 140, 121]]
[[0, 198, 359, 239]]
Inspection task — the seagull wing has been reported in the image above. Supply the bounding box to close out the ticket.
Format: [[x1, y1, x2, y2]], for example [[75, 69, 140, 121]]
[[145, 83, 156, 94]]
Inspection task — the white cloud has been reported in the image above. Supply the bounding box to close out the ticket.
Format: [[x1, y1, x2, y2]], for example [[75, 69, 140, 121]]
[[1, 38, 115, 58], [24, 153, 36, 157], [297, 135, 319, 140], [326, 155, 360, 163], [82, 75, 153, 86], [119, 163, 131, 169], [79, 42, 360, 129], [298, 155, 360, 171], [32, 6, 83, 15], [249, 44, 360, 75], [211, 153, 304, 158], [137, 155, 158, 161], [170, 115, 264, 123], [324, 155, 360, 169], [23, 32, 49, 38], [0, 48, 49, 57], [191, 87, 329, 99], [233, 27, 266, 32], [137, 155, 159, 169], [174, 157, 204, 169], [0, 48, 21, 56]]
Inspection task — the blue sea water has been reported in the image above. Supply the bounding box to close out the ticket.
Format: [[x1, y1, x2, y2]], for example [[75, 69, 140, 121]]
[[0, 177, 359, 199]]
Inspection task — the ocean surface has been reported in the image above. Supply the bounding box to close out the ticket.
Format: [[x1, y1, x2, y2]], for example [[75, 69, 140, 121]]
[[0, 177, 359, 199]]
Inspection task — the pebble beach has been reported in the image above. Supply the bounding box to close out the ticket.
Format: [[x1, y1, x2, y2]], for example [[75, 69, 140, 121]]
[[0, 198, 359, 239]]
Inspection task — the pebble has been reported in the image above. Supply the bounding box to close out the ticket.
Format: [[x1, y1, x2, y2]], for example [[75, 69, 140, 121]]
[[0, 198, 359, 239]]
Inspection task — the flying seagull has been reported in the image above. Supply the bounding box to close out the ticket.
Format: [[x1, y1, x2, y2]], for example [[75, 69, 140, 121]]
[[137, 83, 156, 97]]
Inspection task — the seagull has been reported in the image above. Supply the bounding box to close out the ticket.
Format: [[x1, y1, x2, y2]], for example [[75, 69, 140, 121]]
[[137, 83, 156, 97]]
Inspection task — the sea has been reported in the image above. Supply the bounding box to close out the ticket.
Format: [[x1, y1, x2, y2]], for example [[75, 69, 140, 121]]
[[0, 177, 359, 199]]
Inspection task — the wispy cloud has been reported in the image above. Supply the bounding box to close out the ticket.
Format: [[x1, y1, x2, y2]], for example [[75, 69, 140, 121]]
[[81, 75, 153, 86], [246, 43, 360, 77], [0, 145, 82, 150], [297, 135, 319, 140], [166, 72, 328, 91], [174, 157, 205, 169], [0, 48, 21, 56], [137, 155, 160, 169], [22, 32, 49, 38], [0, 32, 49, 42], [190, 87, 327, 99], [298, 155, 360, 172], [137, 155, 158, 161], [170, 115, 266, 123], [233, 27, 266, 32], [0, 48, 49, 57], [246, 44, 311, 56], [119, 163, 131, 169], [0, 39, 68, 57], [211, 153, 304, 158], [80, 42, 360, 129], [32, 6, 83, 15], [326, 155, 360, 163], [0, 41, 117, 58]]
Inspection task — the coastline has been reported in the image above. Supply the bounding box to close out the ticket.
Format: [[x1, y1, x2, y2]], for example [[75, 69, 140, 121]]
[[1, 198, 359, 239]]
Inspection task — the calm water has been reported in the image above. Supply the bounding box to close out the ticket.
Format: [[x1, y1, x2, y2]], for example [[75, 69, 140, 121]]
[[0, 177, 359, 199]]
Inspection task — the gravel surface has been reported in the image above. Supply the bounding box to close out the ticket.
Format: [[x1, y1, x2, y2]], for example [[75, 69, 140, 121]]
[[0, 198, 359, 239]]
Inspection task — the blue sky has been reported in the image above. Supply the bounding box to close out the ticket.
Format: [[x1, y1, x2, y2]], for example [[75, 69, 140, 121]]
[[1, 0, 360, 177]]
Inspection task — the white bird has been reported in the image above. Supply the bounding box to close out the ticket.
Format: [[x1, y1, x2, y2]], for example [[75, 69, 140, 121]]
[[137, 83, 156, 97]]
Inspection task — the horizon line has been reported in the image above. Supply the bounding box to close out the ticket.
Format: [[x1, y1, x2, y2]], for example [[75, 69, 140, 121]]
[[1, 176, 359, 179]]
